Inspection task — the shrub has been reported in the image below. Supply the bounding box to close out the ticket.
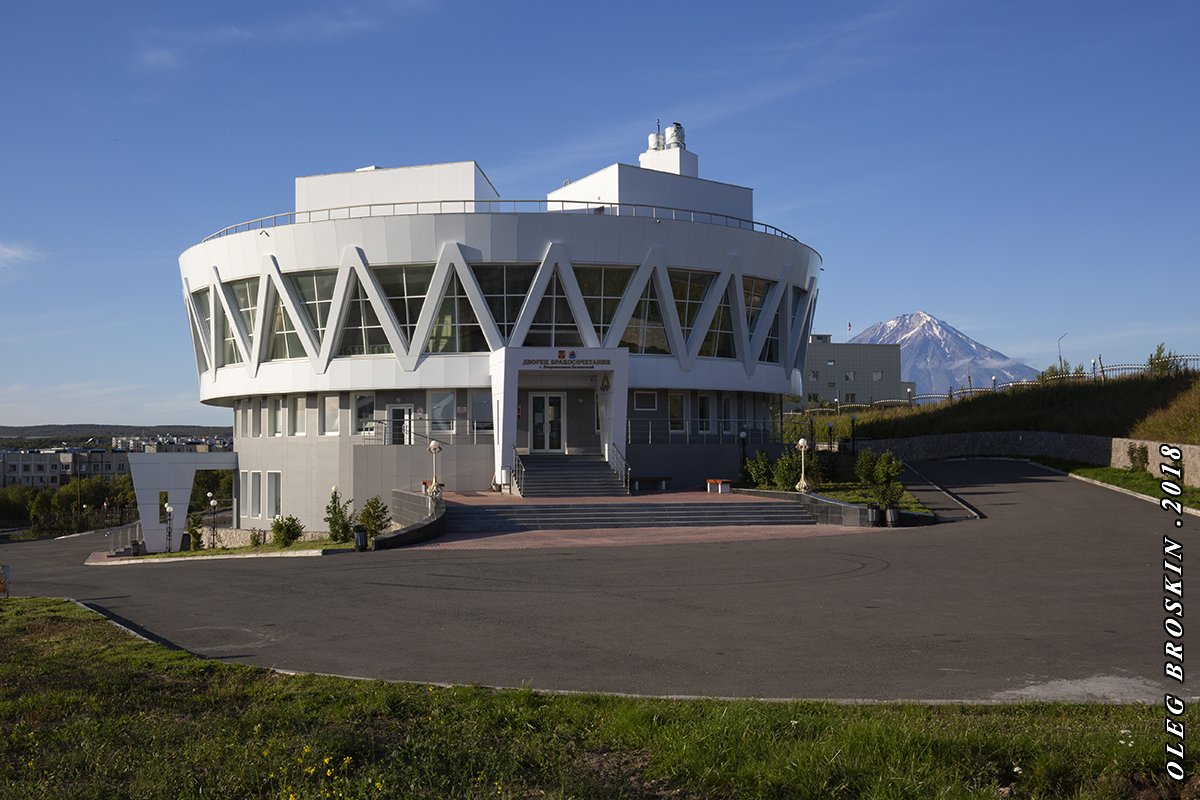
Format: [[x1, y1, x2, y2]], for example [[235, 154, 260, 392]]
[[357, 496, 391, 540], [854, 450, 880, 487], [742, 450, 773, 488], [1126, 443, 1150, 473], [249, 528, 265, 547], [324, 488, 354, 543], [271, 515, 304, 547], [186, 512, 204, 550], [872, 451, 906, 508]]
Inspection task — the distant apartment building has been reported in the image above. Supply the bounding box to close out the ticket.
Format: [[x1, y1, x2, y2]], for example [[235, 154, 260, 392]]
[[110, 436, 232, 452], [803, 334, 915, 406], [1, 449, 130, 489]]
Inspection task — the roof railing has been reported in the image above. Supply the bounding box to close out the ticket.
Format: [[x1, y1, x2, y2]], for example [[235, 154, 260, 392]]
[[199, 199, 801, 244]]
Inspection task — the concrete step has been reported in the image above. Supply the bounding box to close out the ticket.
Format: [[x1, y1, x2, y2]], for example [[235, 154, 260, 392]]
[[446, 502, 814, 533]]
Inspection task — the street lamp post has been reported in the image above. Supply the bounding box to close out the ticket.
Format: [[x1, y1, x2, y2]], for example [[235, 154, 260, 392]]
[[795, 438, 809, 493], [426, 439, 443, 499], [208, 494, 218, 549], [82, 504, 88, 533], [1057, 332, 1069, 372], [827, 421, 834, 450], [906, 387, 913, 407], [992, 375, 997, 392], [738, 430, 747, 467], [849, 415, 857, 455], [164, 503, 173, 553]]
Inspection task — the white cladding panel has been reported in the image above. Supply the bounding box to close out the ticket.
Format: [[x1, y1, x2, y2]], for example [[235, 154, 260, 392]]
[[547, 163, 751, 220], [295, 162, 499, 212], [181, 212, 819, 404]]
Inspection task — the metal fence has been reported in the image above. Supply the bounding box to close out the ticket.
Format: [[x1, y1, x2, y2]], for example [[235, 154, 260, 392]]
[[358, 418, 495, 447], [200, 199, 799, 244]]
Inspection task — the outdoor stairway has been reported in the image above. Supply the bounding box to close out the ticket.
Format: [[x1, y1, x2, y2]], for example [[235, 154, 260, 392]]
[[445, 501, 816, 533], [518, 454, 628, 497]]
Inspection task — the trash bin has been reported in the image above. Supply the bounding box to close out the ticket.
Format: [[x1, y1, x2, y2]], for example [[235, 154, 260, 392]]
[[353, 523, 368, 552]]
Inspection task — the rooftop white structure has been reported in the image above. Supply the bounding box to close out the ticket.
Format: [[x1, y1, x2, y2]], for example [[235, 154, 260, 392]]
[[179, 124, 822, 532]]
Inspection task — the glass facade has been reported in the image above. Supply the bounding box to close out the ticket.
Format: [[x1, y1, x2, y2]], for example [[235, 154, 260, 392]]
[[425, 274, 487, 353], [265, 293, 305, 361], [699, 282, 736, 359], [292, 270, 338, 346], [472, 264, 536, 342], [374, 264, 434, 347], [667, 269, 714, 342], [619, 280, 669, 355], [524, 271, 583, 347], [338, 277, 392, 356], [574, 265, 633, 343]]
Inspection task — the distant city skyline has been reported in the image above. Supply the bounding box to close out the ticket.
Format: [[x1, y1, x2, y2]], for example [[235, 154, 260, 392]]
[[1, 1, 1196, 424]]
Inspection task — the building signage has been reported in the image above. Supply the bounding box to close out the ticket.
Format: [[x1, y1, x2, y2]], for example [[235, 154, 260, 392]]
[[520, 349, 612, 371]]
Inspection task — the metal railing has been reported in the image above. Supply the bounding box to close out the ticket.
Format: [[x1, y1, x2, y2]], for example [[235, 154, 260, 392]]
[[105, 522, 142, 555], [358, 418, 494, 447], [608, 442, 631, 491], [626, 419, 779, 446], [511, 447, 525, 496], [200, 199, 800, 244]]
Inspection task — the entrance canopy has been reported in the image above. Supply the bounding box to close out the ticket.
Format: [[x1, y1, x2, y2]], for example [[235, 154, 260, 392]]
[[489, 346, 628, 484]]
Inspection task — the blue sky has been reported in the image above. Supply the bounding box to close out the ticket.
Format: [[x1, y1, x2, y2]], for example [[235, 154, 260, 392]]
[[1, 1, 1196, 426]]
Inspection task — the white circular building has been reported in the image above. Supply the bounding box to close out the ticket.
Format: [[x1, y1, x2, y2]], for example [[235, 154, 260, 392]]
[[178, 125, 821, 530]]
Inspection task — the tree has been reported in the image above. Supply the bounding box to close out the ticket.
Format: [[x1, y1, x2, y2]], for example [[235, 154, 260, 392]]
[[1148, 343, 1184, 376], [272, 514, 304, 547], [324, 487, 354, 543], [357, 496, 391, 541]]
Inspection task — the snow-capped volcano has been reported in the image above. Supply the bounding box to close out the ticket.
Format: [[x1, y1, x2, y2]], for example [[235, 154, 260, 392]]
[[850, 311, 1039, 395]]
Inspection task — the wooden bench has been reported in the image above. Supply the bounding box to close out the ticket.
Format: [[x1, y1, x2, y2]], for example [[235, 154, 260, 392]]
[[706, 478, 732, 494], [631, 476, 670, 491]]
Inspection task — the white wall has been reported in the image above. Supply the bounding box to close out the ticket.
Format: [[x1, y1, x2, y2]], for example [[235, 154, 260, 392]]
[[295, 162, 499, 212], [548, 163, 752, 220]]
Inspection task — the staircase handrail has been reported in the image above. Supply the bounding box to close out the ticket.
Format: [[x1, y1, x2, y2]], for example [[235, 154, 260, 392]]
[[511, 446, 525, 496], [608, 442, 631, 492]]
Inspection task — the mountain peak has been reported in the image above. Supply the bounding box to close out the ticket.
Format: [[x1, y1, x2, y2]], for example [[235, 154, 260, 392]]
[[848, 312, 1039, 394]]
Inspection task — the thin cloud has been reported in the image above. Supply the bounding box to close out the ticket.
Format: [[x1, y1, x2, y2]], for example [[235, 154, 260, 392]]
[[0, 241, 38, 279], [133, 2, 428, 70]]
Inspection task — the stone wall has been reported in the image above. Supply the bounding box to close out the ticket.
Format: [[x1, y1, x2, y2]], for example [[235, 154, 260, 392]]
[[854, 431, 1197, 488], [1111, 438, 1199, 487]]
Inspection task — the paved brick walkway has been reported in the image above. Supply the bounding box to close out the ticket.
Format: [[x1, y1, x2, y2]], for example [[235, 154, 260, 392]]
[[431, 490, 870, 550]]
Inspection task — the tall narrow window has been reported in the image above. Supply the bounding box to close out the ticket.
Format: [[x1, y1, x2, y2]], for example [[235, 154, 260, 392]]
[[697, 395, 713, 434], [721, 396, 734, 434], [699, 284, 736, 359], [758, 310, 781, 363], [251, 399, 262, 438], [267, 472, 282, 519], [429, 389, 456, 434], [269, 396, 283, 437], [265, 294, 305, 361], [190, 288, 211, 373], [239, 471, 249, 516], [355, 393, 376, 434], [289, 395, 306, 436], [251, 472, 262, 518], [218, 305, 243, 366], [321, 394, 340, 435], [228, 278, 260, 350], [469, 389, 493, 432], [668, 392, 687, 433]]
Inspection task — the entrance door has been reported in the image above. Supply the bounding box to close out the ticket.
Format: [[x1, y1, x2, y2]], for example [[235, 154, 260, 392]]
[[386, 404, 414, 445], [530, 393, 565, 453]]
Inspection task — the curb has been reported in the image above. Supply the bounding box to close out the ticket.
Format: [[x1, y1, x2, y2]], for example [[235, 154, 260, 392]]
[[86, 548, 335, 566]]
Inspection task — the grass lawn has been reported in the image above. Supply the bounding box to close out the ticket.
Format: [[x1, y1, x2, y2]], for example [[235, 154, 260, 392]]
[[144, 537, 356, 559], [1033, 459, 1200, 512], [810, 482, 929, 513], [0, 597, 1193, 799]]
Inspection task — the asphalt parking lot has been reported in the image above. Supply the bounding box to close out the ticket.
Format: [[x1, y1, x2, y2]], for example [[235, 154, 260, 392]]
[[2, 459, 1191, 702]]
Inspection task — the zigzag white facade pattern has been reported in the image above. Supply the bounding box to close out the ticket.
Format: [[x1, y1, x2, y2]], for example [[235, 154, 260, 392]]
[[178, 130, 822, 530]]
